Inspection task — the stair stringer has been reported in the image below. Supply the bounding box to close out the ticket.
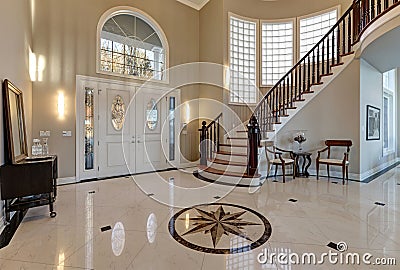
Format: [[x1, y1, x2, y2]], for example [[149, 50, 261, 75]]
[[266, 51, 358, 140]]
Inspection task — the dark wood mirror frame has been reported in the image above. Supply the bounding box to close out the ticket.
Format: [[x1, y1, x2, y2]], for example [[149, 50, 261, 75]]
[[2, 79, 28, 164]]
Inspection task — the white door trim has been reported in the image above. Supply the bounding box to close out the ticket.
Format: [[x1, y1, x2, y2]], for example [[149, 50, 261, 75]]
[[76, 75, 178, 182]]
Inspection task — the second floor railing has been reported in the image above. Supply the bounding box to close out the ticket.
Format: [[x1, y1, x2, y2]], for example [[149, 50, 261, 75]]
[[254, 0, 400, 140]]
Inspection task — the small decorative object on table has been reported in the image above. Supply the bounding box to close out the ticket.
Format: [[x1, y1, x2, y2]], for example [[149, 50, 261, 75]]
[[293, 131, 306, 151]]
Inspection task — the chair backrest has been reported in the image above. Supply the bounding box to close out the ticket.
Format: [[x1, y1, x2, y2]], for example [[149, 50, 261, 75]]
[[325, 140, 352, 147], [325, 140, 352, 159]]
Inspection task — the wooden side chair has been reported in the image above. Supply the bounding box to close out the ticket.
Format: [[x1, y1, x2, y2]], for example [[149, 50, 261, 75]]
[[316, 140, 352, 184], [265, 142, 295, 183]]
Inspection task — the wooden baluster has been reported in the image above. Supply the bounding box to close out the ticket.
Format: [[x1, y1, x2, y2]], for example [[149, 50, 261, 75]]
[[366, 0, 371, 25], [337, 26, 341, 64], [318, 44, 322, 80], [209, 125, 213, 159], [371, 0, 376, 19], [206, 129, 210, 161], [286, 76, 290, 109], [298, 63, 301, 99], [348, 13, 352, 53], [342, 18, 346, 55], [354, 0, 361, 42], [213, 122, 216, 154], [332, 29, 336, 66], [322, 35, 330, 74], [278, 84, 282, 116], [217, 118, 220, 152], [294, 66, 298, 101], [377, 0, 382, 15], [312, 51, 316, 84], [307, 56, 311, 91], [275, 89, 278, 123], [290, 72, 294, 107], [302, 59, 306, 95], [199, 121, 207, 166], [384, 0, 389, 9]]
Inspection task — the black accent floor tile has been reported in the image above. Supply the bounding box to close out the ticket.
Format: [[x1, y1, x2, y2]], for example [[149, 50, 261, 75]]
[[327, 242, 339, 251], [272, 180, 279, 183], [147, 193, 155, 197], [101, 225, 112, 232], [332, 182, 338, 184], [88, 191, 96, 194], [375, 202, 386, 206], [214, 196, 221, 199], [288, 199, 298, 203]]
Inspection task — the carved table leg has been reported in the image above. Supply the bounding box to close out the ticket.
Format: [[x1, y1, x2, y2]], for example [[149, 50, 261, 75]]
[[305, 154, 312, 177]]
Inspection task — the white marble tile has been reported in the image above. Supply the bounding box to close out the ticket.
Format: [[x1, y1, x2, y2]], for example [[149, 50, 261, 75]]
[[63, 230, 146, 269], [126, 233, 204, 270]]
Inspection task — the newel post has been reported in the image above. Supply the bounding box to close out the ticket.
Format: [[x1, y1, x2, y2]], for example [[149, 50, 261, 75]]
[[199, 121, 208, 166], [247, 115, 260, 176]]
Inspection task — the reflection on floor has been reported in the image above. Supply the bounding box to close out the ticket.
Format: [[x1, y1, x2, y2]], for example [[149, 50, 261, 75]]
[[0, 167, 398, 269]]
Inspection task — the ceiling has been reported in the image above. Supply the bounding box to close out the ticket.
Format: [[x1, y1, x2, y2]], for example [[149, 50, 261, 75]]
[[177, 0, 280, 10], [361, 25, 400, 72], [176, 0, 210, 10]]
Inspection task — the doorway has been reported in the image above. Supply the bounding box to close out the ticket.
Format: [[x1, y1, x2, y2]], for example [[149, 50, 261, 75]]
[[76, 76, 180, 181]]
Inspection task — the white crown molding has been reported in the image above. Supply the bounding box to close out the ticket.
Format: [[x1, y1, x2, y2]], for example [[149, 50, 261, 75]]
[[177, 0, 210, 11]]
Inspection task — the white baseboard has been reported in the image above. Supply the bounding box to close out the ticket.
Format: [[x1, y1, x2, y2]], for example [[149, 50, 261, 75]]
[[57, 176, 77, 185], [359, 158, 400, 181]]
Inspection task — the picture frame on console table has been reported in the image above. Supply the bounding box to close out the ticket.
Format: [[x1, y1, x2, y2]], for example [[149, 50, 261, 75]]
[[366, 105, 380, 141]]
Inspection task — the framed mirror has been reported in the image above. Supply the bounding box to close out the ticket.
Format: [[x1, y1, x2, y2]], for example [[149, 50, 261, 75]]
[[2, 79, 28, 163]]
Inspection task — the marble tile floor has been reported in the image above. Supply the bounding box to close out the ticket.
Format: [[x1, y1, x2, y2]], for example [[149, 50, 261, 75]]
[[0, 166, 399, 269]]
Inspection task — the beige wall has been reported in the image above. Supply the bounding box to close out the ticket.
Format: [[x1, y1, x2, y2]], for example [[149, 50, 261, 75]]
[[276, 60, 361, 175], [32, 0, 200, 177], [199, 0, 224, 121], [0, 0, 33, 224]]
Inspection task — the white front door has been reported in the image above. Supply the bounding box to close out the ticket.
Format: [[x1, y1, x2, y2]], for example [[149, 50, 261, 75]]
[[98, 83, 134, 178], [134, 87, 167, 173]]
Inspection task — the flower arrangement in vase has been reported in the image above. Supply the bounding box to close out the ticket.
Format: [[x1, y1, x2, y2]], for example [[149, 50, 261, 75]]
[[294, 132, 306, 151]]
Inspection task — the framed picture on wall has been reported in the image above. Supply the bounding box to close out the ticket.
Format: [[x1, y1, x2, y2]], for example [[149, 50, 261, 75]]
[[367, 105, 380, 140]]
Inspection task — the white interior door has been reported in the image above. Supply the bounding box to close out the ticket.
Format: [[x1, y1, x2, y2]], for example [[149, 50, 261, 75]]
[[98, 83, 134, 178], [134, 87, 168, 173]]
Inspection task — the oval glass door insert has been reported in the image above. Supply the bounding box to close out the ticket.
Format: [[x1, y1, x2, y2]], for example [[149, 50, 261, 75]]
[[111, 95, 126, 131]]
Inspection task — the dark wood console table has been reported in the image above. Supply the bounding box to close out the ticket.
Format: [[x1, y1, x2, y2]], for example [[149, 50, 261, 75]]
[[0, 155, 58, 222]]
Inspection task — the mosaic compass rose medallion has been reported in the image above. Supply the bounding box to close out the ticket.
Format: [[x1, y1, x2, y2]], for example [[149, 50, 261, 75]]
[[168, 203, 272, 254]]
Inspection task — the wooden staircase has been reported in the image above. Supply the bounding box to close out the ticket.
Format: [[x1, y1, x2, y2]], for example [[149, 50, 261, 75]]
[[197, 123, 262, 187], [196, 0, 400, 187]]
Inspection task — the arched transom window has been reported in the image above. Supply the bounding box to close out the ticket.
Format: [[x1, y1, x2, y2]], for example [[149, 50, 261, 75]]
[[98, 8, 168, 81]]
